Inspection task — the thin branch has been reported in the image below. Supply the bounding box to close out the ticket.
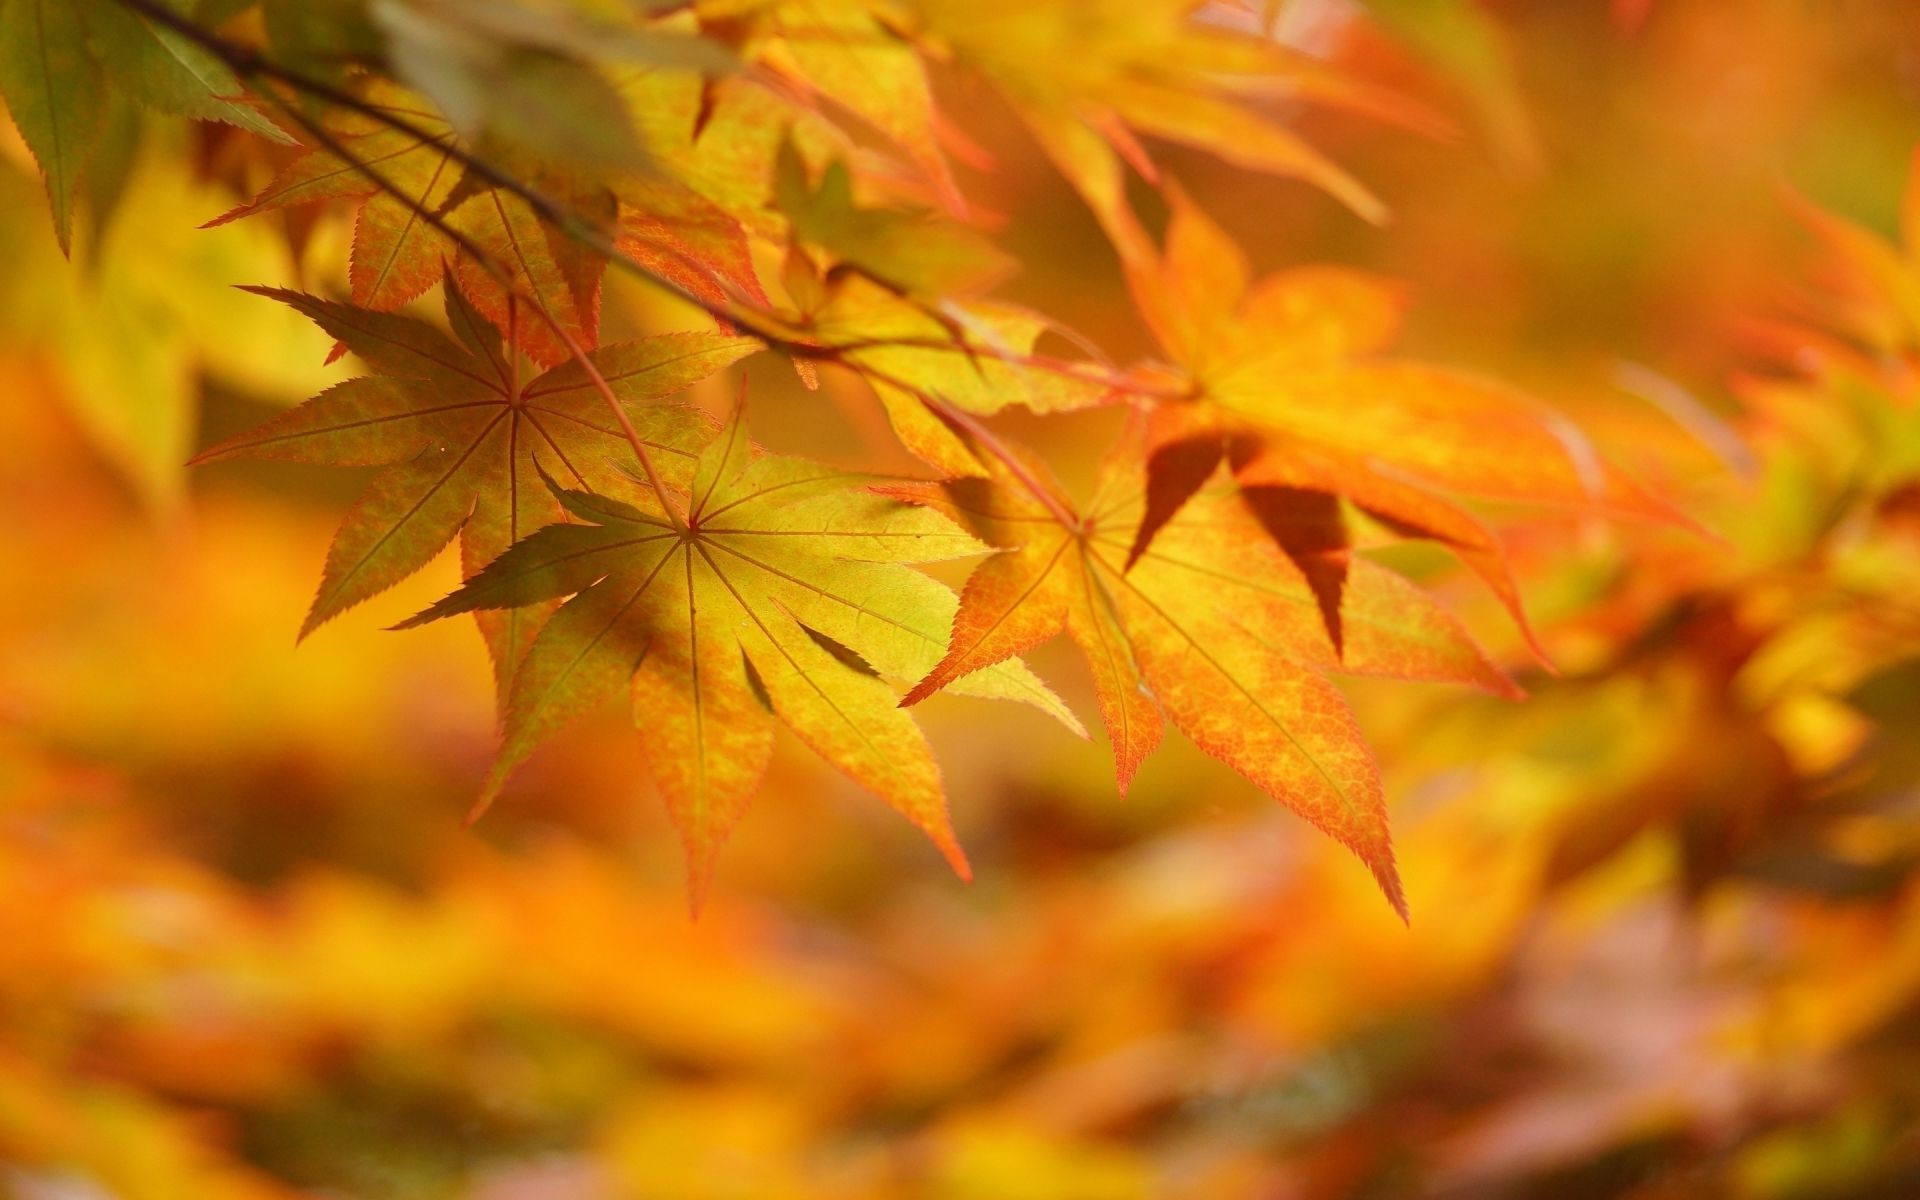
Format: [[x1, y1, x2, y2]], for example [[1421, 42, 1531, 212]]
[[111, 0, 1123, 527], [114, 0, 794, 339], [183, 36, 691, 523], [921, 397, 1081, 531], [110, 0, 1179, 403]]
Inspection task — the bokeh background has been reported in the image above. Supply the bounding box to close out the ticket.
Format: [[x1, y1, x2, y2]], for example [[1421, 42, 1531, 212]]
[[3, 0, 1920, 1196]]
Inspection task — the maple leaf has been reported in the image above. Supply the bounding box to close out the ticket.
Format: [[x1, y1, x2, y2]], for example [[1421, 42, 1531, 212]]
[[79, 1, 289, 144], [1117, 190, 1688, 659], [403, 399, 1084, 901], [204, 83, 621, 366], [0, 0, 288, 255], [754, 256, 1115, 474], [192, 285, 759, 687], [773, 140, 1013, 299], [891, 0, 1440, 254], [618, 177, 773, 329], [0, 0, 107, 256], [753, 170, 1117, 475], [887, 420, 1524, 920], [707, 0, 962, 209]]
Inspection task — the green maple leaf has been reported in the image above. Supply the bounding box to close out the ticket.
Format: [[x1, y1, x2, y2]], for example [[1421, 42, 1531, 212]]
[[81, 1, 289, 143], [193, 285, 759, 686], [404, 400, 1086, 901], [0, 0, 107, 254], [0, 0, 288, 254]]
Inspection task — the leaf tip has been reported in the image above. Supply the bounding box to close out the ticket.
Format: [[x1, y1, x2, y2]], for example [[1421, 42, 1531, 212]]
[[466, 770, 510, 827], [897, 676, 939, 708], [1375, 857, 1410, 926], [924, 814, 973, 883], [685, 871, 714, 921], [297, 588, 347, 643]]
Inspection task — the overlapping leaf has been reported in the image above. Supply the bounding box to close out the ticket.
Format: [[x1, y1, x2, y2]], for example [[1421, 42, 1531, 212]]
[[193, 285, 759, 686], [763, 261, 1115, 472], [773, 140, 1011, 299], [1116, 191, 1688, 659], [405, 401, 1083, 899], [891, 0, 1437, 254], [701, 0, 960, 208], [206, 82, 627, 366], [754, 153, 1117, 470], [887, 419, 1524, 918], [0, 0, 284, 253]]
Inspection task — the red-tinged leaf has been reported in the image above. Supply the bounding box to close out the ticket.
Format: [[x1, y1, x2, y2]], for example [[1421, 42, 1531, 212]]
[[631, 586, 780, 910], [408, 401, 1080, 893], [1132, 192, 1646, 497], [1220, 362, 1687, 517], [450, 171, 616, 367], [895, 418, 1519, 916], [1241, 487, 1352, 658], [1103, 557, 1406, 920], [205, 85, 617, 363], [1063, 552, 1164, 793], [205, 122, 429, 227], [883, 463, 1164, 793], [618, 181, 770, 328], [1232, 440, 1549, 666], [1111, 487, 1521, 701], [193, 287, 758, 685], [872, 385, 991, 479], [1125, 431, 1224, 570], [799, 275, 1114, 472], [203, 155, 339, 231], [1119, 192, 1686, 652], [348, 141, 465, 312], [898, 502, 1078, 709]]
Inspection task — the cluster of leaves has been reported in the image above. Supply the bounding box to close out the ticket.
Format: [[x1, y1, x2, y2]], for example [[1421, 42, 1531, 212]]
[[5, 2, 1920, 1196], [0, 0, 1687, 911]]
